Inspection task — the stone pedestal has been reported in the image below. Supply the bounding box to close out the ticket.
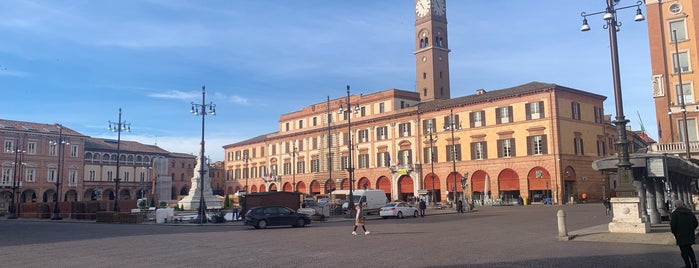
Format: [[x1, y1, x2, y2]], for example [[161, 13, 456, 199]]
[[178, 155, 223, 210], [608, 197, 650, 233]]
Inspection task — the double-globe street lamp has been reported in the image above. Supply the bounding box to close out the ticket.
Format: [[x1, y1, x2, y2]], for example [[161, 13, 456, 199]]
[[338, 85, 359, 212], [580, 0, 645, 197], [50, 124, 69, 220], [424, 120, 438, 205], [191, 85, 216, 224], [7, 142, 25, 219], [108, 108, 131, 213]]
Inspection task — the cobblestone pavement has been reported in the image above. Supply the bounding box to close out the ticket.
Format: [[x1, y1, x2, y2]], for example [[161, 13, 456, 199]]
[[0, 204, 687, 267]]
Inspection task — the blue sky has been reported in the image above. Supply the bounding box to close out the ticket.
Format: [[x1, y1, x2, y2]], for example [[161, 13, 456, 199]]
[[0, 1, 654, 162]]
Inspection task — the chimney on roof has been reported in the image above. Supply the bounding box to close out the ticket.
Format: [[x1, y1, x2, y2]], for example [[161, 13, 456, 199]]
[[476, 89, 487, 95]]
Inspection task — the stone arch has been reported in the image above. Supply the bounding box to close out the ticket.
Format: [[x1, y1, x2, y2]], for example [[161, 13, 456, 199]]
[[357, 177, 371, 190], [324, 179, 336, 193], [250, 185, 258, 193], [310, 180, 321, 194], [497, 168, 520, 205], [283, 182, 293, 192], [296, 181, 307, 194], [527, 166, 552, 204], [397, 175, 414, 201], [424, 172, 441, 203], [64, 189, 78, 202], [376, 176, 391, 200], [180, 185, 189, 196]]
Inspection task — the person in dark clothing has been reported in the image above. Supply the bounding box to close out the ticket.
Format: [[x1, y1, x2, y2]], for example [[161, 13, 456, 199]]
[[419, 199, 427, 217], [603, 198, 611, 215], [456, 200, 464, 213], [671, 200, 698, 268]]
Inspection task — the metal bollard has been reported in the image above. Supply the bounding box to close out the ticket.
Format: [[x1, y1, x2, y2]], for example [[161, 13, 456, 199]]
[[557, 209, 568, 238]]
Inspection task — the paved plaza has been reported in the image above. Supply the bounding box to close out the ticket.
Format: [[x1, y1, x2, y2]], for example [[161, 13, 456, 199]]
[[0, 204, 688, 267]]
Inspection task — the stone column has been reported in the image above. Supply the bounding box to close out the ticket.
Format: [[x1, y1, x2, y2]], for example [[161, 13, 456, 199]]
[[632, 179, 649, 223], [644, 178, 660, 224], [655, 178, 668, 217]]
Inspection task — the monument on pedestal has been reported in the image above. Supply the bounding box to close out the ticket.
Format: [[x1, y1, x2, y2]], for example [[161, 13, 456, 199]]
[[178, 155, 222, 210], [608, 197, 650, 233]]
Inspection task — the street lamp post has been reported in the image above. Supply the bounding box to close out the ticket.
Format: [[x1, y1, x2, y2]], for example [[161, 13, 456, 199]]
[[444, 109, 460, 209], [289, 141, 298, 191], [580, 0, 645, 197], [108, 108, 131, 213], [424, 121, 438, 205], [191, 85, 216, 224], [243, 152, 249, 192], [50, 124, 68, 220], [338, 85, 359, 212], [7, 143, 25, 219]]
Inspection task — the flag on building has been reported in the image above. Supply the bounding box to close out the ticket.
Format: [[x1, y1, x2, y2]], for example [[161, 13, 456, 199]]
[[658, 121, 662, 138], [385, 154, 391, 167]]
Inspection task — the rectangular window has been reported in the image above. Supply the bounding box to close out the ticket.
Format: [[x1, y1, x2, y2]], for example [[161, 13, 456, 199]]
[[423, 146, 438, 163], [69, 170, 77, 186], [574, 137, 584, 155], [376, 126, 388, 140], [470, 142, 487, 160], [679, 118, 698, 142], [285, 122, 290, 131], [312, 137, 318, 150], [4, 140, 14, 153], [360, 106, 366, 117], [469, 111, 483, 128], [527, 135, 548, 155], [423, 118, 437, 134], [311, 159, 319, 173], [496, 106, 513, 124], [2, 167, 11, 186], [376, 152, 390, 167], [397, 149, 413, 166], [70, 145, 78, 157], [297, 161, 305, 174], [341, 156, 349, 170], [497, 138, 515, 158], [27, 141, 37, 154], [358, 154, 369, 169], [593, 106, 604, 123], [526, 101, 544, 120], [673, 51, 690, 73], [670, 20, 687, 42], [358, 129, 369, 143], [313, 117, 317, 126], [298, 120, 303, 129], [379, 102, 385, 113], [446, 144, 462, 161], [283, 162, 291, 175], [597, 140, 606, 156], [26, 168, 36, 182], [48, 168, 57, 182], [675, 83, 694, 105], [571, 102, 581, 120], [398, 123, 412, 137]]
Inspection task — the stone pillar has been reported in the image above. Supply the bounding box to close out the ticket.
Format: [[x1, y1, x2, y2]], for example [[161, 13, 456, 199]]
[[608, 197, 650, 233], [655, 178, 668, 217], [632, 180, 649, 223], [644, 178, 660, 224]]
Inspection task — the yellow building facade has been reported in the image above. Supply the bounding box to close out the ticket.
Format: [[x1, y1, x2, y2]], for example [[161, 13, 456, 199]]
[[223, 0, 621, 205]]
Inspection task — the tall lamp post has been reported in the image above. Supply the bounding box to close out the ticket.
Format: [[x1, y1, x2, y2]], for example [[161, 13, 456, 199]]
[[108, 108, 131, 213], [289, 141, 298, 191], [243, 151, 249, 192], [50, 124, 69, 220], [669, 29, 692, 159], [424, 120, 438, 205], [580, 0, 645, 197], [444, 109, 460, 209], [191, 85, 216, 224], [7, 143, 25, 219], [338, 85, 359, 212]]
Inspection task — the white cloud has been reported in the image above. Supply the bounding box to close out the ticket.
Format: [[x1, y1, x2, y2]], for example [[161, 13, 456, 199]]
[[148, 90, 199, 101]]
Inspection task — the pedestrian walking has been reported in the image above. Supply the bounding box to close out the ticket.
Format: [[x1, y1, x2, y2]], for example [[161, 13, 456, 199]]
[[352, 202, 369, 235], [419, 199, 426, 217], [603, 198, 611, 215], [671, 200, 698, 268], [457, 200, 464, 213]]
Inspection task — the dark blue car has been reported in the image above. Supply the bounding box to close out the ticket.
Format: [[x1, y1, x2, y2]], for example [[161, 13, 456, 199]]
[[244, 206, 311, 229]]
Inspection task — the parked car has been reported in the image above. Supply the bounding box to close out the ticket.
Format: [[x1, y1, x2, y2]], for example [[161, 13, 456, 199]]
[[244, 206, 311, 229], [380, 202, 419, 219]]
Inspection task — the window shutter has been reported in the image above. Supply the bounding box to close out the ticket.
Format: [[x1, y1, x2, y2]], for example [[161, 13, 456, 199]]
[[497, 139, 503, 158], [508, 106, 513, 123], [470, 143, 476, 160], [527, 136, 533, 155], [469, 113, 474, 128], [525, 103, 531, 120], [496, 108, 502, 124], [480, 111, 486, 126], [542, 135, 548, 154], [510, 138, 516, 157], [539, 101, 545, 118], [482, 142, 487, 159]]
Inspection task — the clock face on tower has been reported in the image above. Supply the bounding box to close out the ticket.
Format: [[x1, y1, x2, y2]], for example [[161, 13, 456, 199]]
[[432, 0, 445, 16], [416, 0, 430, 17]]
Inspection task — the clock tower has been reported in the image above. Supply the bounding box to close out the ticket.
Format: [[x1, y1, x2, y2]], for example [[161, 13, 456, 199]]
[[414, 0, 451, 102]]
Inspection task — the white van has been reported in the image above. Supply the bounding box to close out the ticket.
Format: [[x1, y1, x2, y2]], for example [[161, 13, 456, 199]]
[[342, 189, 388, 215]]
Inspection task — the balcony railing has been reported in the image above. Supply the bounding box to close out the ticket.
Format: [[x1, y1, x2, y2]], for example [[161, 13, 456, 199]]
[[649, 141, 699, 156]]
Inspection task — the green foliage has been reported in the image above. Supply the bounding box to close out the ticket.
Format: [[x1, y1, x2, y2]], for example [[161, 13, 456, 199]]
[[224, 195, 231, 209], [138, 199, 147, 209], [159, 201, 168, 208], [149, 198, 156, 208]]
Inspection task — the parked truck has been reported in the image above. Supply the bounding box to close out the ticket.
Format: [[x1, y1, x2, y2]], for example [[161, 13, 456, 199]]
[[341, 189, 388, 215]]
